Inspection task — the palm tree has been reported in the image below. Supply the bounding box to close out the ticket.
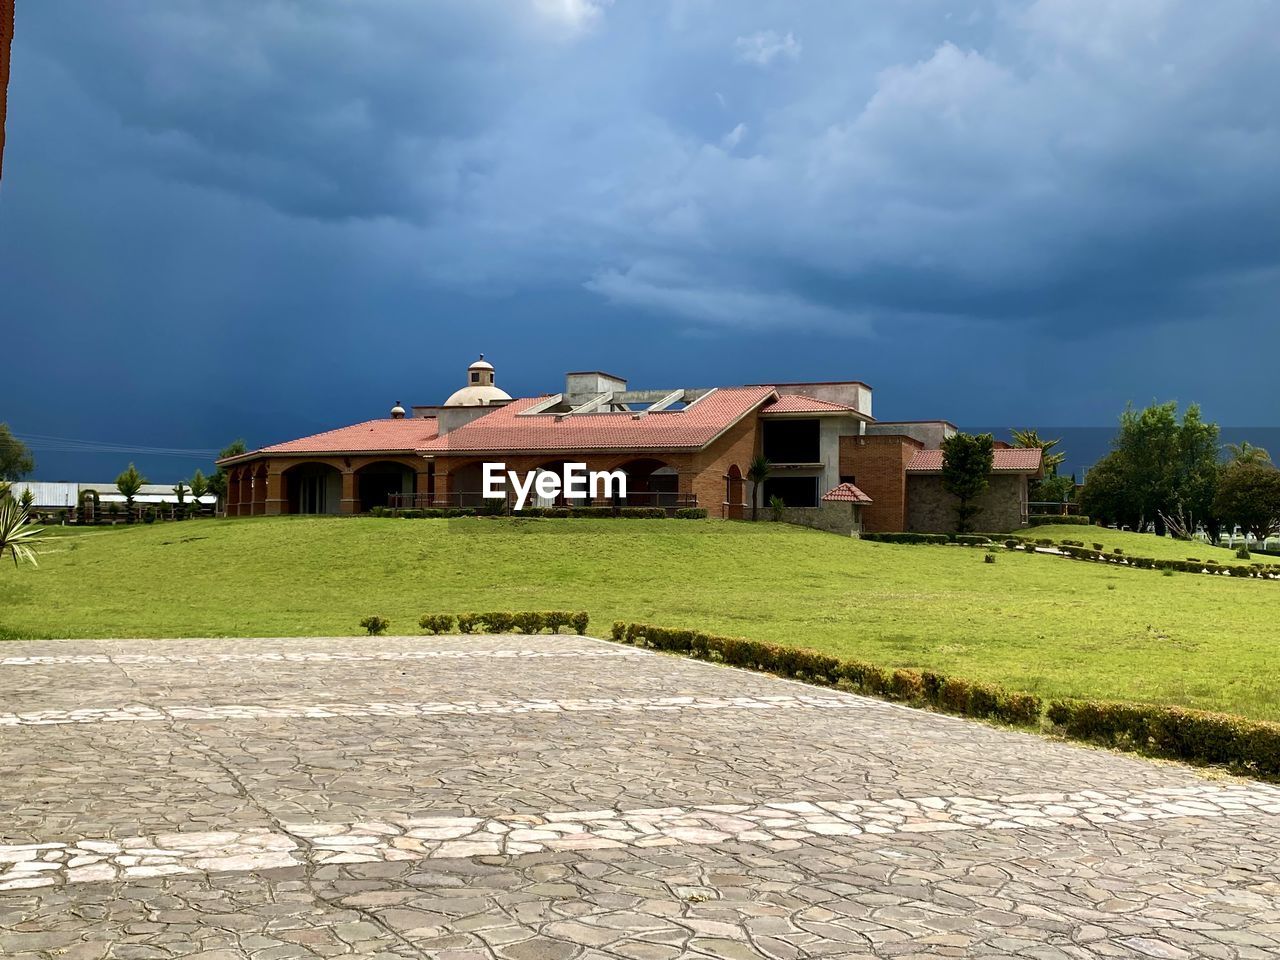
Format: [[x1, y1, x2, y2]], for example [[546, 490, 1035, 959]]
[[1011, 428, 1066, 473], [0, 498, 45, 567], [116, 463, 146, 522], [1226, 441, 1272, 466], [747, 455, 771, 521]]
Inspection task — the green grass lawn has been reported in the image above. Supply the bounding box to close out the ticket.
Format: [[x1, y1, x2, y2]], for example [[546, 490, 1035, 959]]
[[1029, 523, 1257, 565], [4, 516, 1277, 721]]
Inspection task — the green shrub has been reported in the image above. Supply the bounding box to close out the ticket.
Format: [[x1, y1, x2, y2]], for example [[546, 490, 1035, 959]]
[[569, 506, 615, 518], [1028, 514, 1091, 526], [860, 532, 949, 544], [1237, 546, 1251, 560], [674, 508, 708, 519], [456, 613, 478, 634], [889, 669, 925, 702], [570, 611, 589, 634], [1092, 542, 1104, 551], [512, 611, 544, 634], [418, 614, 456, 634], [611, 620, 627, 641], [954, 534, 991, 546], [478, 611, 515, 632], [360, 615, 389, 636], [1047, 698, 1280, 778], [619, 507, 665, 519], [1004, 539, 1019, 550], [983, 553, 996, 564]]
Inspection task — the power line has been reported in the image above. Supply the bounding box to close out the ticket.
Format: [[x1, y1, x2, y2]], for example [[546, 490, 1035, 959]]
[[16, 433, 220, 458]]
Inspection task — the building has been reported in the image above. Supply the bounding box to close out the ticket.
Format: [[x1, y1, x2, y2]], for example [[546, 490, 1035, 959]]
[[217, 356, 1041, 534], [8, 481, 217, 516]]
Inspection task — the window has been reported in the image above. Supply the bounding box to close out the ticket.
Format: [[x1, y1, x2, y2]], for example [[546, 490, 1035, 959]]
[[840, 474, 856, 486], [470, 372, 480, 384], [762, 419, 820, 463], [762, 476, 819, 508]]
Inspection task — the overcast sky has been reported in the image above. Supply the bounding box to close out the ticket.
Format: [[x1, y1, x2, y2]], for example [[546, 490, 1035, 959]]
[[2, 0, 1277, 480]]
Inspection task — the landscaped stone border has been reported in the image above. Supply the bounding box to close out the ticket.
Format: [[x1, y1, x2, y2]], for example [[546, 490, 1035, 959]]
[[4, 782, 1278, 890], [608, 622, 1280, 781]]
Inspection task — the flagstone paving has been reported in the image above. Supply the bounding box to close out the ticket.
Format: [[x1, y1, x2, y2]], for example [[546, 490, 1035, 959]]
[[1, 635, 1278, 958]]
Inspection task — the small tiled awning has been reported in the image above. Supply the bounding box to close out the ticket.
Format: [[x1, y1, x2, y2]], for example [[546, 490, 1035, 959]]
[[822, 483, 873, 503]]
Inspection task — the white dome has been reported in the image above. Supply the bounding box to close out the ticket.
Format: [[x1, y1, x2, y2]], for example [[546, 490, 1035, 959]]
[[469, 358, 495, 372], [444, 384, 512, 407]]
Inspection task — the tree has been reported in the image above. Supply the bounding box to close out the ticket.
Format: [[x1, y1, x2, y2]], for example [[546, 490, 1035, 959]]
[[1080, 402, 1220, 536], [1079, 452, 1130, 527], [18, 486, 33, 511], [940, 432, 994, 532], [0, 499, 45, 567], [1214, 463, 1280, 541], [189, 469, 209, 501], [0, 423, 34, 480], [208, 439, 246, 508], [116, 463, 146, 522], [172, 481, 189, 505], [1226, 440, 1272, 466], [1012, 428, 1072, 505], [747, 455, 771, 522]]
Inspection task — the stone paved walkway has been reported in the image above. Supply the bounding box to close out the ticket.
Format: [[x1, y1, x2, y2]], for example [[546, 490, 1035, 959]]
[[1, 635, 1278, 959]]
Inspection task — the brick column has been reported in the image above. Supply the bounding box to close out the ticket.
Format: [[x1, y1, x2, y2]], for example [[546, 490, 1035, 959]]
[[251, 470, 267, 516], [225, 469, 240, 517], [340, 470, 357, 515], [265, 469, 286, 516], [236, 471, 250, 519]]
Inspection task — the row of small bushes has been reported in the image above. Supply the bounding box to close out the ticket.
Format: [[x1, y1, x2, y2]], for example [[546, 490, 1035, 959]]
[[609, 622, 1041, 726], [368, 506, 708, 520], [609, 621, 1280, 779], [360, 611, 590, 636], [454, 610, 589, 634], [1028, 514, 1092, 526], [1047, 699, 1280, 779], [1051, 543, 1278, 578], [861, 532, 996, 545]]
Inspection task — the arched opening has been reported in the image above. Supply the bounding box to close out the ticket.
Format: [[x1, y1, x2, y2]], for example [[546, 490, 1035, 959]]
[[615, 458, 679, 508], [356, 460, 415, 513], [284, 462, 342, 515], [725, 464, 745, 520], [528, 459, 574, 508]]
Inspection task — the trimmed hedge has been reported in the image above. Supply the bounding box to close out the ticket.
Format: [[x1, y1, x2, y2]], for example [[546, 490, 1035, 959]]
[[860, 532, 949, 544], [1029, 514, 1091, 526], [1047, 699, 1280, 779], [371, 505, 708, 520], [443, 610, 589, 635], [674, 507, 709, 519], [608, 620, 1280, 778], [608, 621, 1042, 727]]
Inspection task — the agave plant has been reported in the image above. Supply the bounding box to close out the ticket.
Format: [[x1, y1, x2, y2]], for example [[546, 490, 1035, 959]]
[[0, 498, 45, 567]]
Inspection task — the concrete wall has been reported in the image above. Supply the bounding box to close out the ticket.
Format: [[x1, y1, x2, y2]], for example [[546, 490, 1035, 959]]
[[906, 473, 1029, 533], [865, 421, 955, 449], [779, 502, 864, 537], [764, 382, 872, 418]]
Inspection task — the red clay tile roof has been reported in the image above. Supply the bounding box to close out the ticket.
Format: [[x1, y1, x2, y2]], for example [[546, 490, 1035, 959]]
[[222, 418, 441, 463], [762, 394, 859, 414], [906, 448, 1043, 474], [821, 482, 873, 503], [423, 386, 777, 454]]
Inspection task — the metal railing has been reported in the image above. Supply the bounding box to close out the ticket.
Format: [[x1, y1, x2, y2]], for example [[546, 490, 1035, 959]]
[[386, 491, 698, 513]]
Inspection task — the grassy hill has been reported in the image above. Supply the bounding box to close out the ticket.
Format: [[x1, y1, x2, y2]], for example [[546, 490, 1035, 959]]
[[4, 516, 1277, 720]]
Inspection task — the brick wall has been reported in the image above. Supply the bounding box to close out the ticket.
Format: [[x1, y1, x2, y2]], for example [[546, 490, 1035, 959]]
[[688, 410, 760, 517], [838, 435, 922, 532]]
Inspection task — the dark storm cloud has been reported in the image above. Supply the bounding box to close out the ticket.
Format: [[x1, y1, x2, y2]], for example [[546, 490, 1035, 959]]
[[2, 0, 1279, 480], [19, 0, 1280, 333]]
